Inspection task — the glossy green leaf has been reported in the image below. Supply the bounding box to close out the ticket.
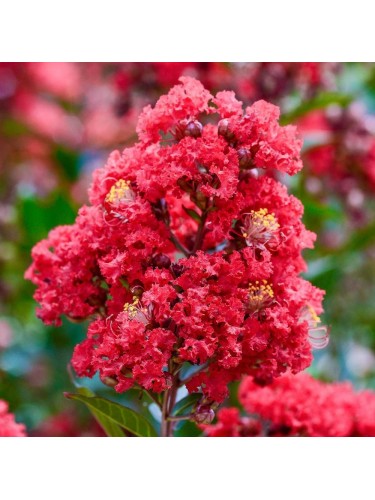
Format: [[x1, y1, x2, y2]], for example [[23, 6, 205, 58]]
[[174, 420, 203, 437], [65, 393, 158, 437], [75, 387, 126, 437], [172, 393, 201, 417], [281, 92, 352, 125]]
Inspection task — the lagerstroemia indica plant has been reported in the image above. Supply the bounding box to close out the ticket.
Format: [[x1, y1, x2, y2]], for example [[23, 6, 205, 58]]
[[26, 77, 328, 437]]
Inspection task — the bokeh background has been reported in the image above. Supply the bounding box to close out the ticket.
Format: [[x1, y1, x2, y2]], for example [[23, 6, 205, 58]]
[[1, 62, 375, 436]]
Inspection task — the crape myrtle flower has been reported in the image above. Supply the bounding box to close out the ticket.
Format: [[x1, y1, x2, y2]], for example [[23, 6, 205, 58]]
[[31, 410, 105, 437], [0, 399, 26, 437], [82, 62, 232, 148], [204, 373, 375, 437], [300, 103, 375, 207], [202, 407, 262, 437], [234, 62, 339, 106], [26, 77, 325, 405]]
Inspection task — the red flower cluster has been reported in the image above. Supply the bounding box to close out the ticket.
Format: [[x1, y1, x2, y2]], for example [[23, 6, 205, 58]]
[[202, 407, 262, 437], [300, 103, 375, 203], [234, 63, 339, 105], [204, 373, 375, 436], [26, 77, 324, 404], [1, 63, 228, 151], [0, 63, 232, 206], [0, 399, 26, 437], [31, 411, 105, 437]]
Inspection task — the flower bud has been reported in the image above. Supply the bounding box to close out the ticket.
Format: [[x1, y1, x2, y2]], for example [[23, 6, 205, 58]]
[[184, 120, 203, 138], [171, 263, 184, 277], [130, 281, 144, 296], [100, 375, 118, 388], [152, 253, 171, 269], [193, 404, 215, 424], [175, 119, 203, 140], [237, 147, 254, 169], [218, 119, 235, 141]]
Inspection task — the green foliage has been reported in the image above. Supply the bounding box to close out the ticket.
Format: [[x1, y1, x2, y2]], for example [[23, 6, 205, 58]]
[[281, 92, 352, 125], [172, 393, 201, 417], [18, 192, 77, 245], [65, 392, 158, 437], [53, 147, 80, 182], [74, 387, 126, 437]]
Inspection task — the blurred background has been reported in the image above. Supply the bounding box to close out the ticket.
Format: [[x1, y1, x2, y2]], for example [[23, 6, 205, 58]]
[[0, 62, 374, 436]]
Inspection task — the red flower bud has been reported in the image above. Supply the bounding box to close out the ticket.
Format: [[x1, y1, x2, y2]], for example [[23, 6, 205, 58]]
[[184, 120, 203, 138], [171, 263, 184, 277], [237, 147, 254, 169], [175, 119, 203, 140], [193, 404, 215, 424], [218, 119, 235, 141], [152, 253, 171, 269]]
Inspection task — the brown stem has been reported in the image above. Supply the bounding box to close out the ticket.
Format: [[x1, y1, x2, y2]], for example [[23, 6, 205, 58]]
[[168, 227, 190, 257], [191, 207, 210, 255], [167, 415, 192, 422], [161, 368, 180, 437], [159, 200, 212, 435], [161, 390, 170, 437]]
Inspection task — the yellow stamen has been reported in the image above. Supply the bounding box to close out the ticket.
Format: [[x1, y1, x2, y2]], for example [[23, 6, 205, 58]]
[[299, 304, 321, 326], [249, 208, 279, 232], [123, 296, 140, 319], [240, 208, 280, 250], [106, 179, 131, 204], [307, 304, 320, 323], [248, 280, 274, 312], [299, 304, 329, 350]]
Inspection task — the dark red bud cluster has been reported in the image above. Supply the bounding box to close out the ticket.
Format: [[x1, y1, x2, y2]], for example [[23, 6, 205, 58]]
[[175, 119, 203, 140]]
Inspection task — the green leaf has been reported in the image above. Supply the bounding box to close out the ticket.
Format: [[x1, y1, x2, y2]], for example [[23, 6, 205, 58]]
[[303, 198, 342, 221], [65, 393, 158, 437], [19, 192, 77, 246], [53, 146, 80, 181], [65, 366, 127, 437], [340, 220, 375, 254], [281, 92, 352, 125], [1, 118, 31, 136], [182, 206, 201, 223], [75, 387, 126, 437], [174, 420, 203, 437], [172, 393, 201, 417]]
